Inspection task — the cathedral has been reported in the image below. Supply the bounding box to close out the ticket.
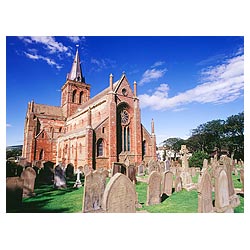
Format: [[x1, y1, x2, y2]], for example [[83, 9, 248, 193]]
[[22, 48, 157, 171]]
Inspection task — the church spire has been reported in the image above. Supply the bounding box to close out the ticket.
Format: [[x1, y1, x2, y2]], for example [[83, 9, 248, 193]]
[[67, 45, 85, 83]]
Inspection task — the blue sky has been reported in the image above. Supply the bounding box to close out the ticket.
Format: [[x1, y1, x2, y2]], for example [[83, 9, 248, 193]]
[[6, 36, 244, 146]]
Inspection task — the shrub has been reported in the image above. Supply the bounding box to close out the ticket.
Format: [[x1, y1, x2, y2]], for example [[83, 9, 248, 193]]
[[189, 150, 210, 169]]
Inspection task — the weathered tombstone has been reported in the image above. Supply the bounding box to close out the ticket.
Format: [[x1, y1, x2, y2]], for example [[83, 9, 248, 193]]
[[214, 167, 233, 213], [102, 173, 137, 213], [6, 177, 24, 210], [43, 161, 55, 184], [180, 145, 189, 171], [198, 170, 213, 213], [82, 170, 108, 212], [146, 171, 161, 206], [162, 171, 173, 196], [111, 162, 126, 176], [165, 160, 170, 172], [240, 169, 244, 192], [180, 171, 195, 191], [203, 159, 208, 169], [175, 176, 182, 192], [54, 163, 66, 189], [20, 167, 36, 197], [148, 159, 155, 174], [137, 164, 144, 176], [127, 165, 137, 184]]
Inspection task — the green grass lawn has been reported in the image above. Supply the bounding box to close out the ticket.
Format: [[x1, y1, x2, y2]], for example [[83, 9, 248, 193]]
[[7, 173, 244, 213]]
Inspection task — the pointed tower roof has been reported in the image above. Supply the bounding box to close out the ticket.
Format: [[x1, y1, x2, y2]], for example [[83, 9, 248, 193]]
[[67, 46, 85, 83]]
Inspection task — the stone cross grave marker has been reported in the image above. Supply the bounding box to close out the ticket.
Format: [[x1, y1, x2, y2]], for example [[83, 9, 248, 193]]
[[102, 173, 137, 213], [82, 170, 108, 212], [20, 167, 36, 197], [198, 170, 213, 213], [162, 171, 173, 196], [146, 171, 161, 206]]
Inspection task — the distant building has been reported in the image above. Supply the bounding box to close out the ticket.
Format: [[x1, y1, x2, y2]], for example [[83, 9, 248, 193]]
[[22, 48, 157, 171]]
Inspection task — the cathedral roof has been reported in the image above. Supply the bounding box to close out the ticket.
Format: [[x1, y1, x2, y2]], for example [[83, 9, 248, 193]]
[[67, 46, 85, 83], [33, 103, 65, 120]]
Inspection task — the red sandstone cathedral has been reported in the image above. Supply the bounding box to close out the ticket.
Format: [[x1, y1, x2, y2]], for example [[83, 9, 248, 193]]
[[22, 48, 157, 171]]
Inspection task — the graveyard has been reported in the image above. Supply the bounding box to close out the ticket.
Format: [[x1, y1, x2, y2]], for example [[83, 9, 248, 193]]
[[6, 151, 244, 213]]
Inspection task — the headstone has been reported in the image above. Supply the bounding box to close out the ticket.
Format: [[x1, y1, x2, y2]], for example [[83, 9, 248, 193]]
[[146, 171, 161, 206], [162, 171, 173, 196], [214, 167, 233, 213], [6, 177, 24, 210], [175, 176, 182, 192], [127, 165, 137, 184], [137, 164, 144, 176], [20, 167, 36, 197], [43, 161, 55, 184], [111, 162, 126, 176], [165, 160, 170, 171], [54, 163, 66, 189], [180, 145, 189, 170], [82, 170, 108, 212], [180, 171, 195, 191], [240, 169, 244, 192], [102, 173, 137, 213], [198, 170, 213, 213]]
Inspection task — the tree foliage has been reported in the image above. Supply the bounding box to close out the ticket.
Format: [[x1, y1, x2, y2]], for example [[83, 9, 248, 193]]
[[188, 150, 210, 168]]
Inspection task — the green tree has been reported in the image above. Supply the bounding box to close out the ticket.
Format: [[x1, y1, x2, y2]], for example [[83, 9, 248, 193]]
[[189, 150, 210, 169]]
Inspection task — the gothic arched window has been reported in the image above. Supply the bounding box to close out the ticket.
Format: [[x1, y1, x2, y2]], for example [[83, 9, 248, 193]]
[[72, 89, 77, 103], [79, 91, 83, 104], [39, 149, 44, 160], [97, 139, 104, 157]]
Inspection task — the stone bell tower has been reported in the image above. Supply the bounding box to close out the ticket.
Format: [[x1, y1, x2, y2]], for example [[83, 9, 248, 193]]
[[61, 46, 90, 118]]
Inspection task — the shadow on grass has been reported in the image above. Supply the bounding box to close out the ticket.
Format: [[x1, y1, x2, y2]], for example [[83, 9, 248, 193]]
[[7, 183, 83, 213]]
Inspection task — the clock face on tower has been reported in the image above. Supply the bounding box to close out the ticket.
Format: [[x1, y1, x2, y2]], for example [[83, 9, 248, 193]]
[[121, 109, 129, 125]]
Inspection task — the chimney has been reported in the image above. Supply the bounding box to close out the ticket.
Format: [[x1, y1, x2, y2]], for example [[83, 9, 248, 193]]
[[133, 80, 137, 97], [109, 73, 113, 91]]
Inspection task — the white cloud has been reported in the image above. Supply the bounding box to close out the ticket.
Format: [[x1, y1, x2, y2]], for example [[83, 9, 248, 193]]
[[151, 61, 165, 68], [139, 51, 244, 110], [6, 123, 12, 127], [138, 68, 167, 86], [90, 57, 116, 71], [24, 52, 62, 69], [19, 36, 69, 55], [68, 36, 85, 43]]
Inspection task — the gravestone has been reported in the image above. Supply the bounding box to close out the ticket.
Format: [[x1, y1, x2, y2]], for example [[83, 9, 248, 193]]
[[162, 171, 173, 196], [180, 145, 189, 171], [175, 176, 182, 192], [191, 167, 196, 177], [137, 164, 144, 176], [165, 160, 170, 172], [102, 173, 137, 213], [43, 161, 55, 184], [54, 163, 66, 189], [127, 165, 137, 184], [20, 167, 36, 197], [214, 167, 233, 213], [198, 170, 213, 213], [240, 169, 244, 192], [6, 177, 24, 210], [111, 162, 126, 176], [82, 170, 108, 212], [73, 169, 82, 188], [146, 171, 161, 206], [180, 171, 195, 191]]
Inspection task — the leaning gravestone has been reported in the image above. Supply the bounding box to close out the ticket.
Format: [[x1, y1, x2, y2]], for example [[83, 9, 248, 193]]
[[146, 171, 161, 206], [54, 163, 66, 189], [6, 177, 24, 210], [102, 173, 137, 213], [82, 170, 108, 212], [214, 167, 233, 213], [162, 171, 173, 196], [21, 167, 36, 197], [197, 170, 213, 213]]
